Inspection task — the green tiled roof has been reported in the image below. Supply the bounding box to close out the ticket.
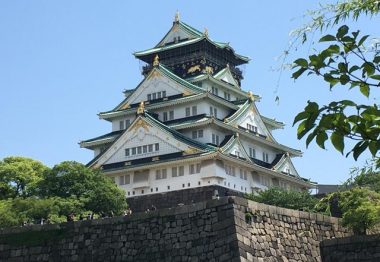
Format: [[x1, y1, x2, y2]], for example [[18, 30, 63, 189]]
[[135, 38, 202, 56], [135, 36, 249, 63], [144, 111, 216, 152], [81, 130, 123, 144]]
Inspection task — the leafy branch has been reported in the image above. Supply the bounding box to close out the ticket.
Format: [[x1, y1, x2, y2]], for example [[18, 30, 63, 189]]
[[292, 26, 380, 160]]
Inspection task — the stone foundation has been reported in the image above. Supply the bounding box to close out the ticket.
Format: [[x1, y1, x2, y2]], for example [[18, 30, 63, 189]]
[[320, 234, 380, 262], [127, 185, 243, 212], [0, 197, 351, 261]]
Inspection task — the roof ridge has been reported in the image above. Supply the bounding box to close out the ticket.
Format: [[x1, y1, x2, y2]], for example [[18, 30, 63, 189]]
[[178, 21, 203, 37]]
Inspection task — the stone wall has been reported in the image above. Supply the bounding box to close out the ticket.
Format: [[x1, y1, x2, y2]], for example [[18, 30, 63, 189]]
[[0, 197, 350, 262], [231, 197, 351, 262], [127, 185, 243, 212], [320, 234, 380, 262]]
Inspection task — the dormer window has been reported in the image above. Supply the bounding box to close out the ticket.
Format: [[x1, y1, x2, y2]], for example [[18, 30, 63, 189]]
[[211, 86, 219, 96], [247, 124, 258, 133], [262, 152, 269, 163], [249, 148, 256, 158]]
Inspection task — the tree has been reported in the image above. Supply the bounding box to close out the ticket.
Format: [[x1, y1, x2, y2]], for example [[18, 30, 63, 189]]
[[40, 161, 127, 215], [0, 157, 48, 199], [316, 188, 380, 235], [246, 187, 318, 212], [290, 0, 380, 160], [344, 157, 380, 192]]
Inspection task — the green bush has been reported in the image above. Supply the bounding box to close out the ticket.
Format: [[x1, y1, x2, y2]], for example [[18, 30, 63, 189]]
[[245, 187, 318, 212]]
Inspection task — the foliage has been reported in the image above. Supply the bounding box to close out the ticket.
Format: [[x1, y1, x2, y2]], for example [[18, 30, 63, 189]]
[[40, 161, 127, 215], [344, 157, 380, 191], [289, 0, 380, 160], [246, 187, 318, 212], [0, 157, 48, 199], [292, 25, 380, 159], [0, 157, 128, 228], [340, 188, 380, 235], [316, 188, 380, 235], [0, 197, 84, 227]]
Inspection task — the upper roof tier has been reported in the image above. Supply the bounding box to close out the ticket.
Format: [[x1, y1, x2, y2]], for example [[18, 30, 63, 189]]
[[133, 15, 249, 81]]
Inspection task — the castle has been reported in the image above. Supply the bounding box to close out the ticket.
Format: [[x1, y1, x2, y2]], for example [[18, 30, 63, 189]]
[[80, 13, 313, 200]]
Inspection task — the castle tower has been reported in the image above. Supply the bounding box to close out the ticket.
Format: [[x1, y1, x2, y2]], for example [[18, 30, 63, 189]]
[[80, 15, 314, 204]]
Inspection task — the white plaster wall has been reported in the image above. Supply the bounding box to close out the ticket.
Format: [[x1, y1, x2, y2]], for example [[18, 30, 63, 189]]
[[240, 113, 266, 135], [201, 80, 243, 101], [128, 76, 186, 105], [240, 137, 278, 163], [151, 100, 232, 122], [107, 158, 305, 198], [105, 133, 183, 165], [112, 116, 135, 132]]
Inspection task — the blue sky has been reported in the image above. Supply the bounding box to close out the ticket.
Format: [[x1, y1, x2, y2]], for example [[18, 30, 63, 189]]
[[0, 1, 377, 185]]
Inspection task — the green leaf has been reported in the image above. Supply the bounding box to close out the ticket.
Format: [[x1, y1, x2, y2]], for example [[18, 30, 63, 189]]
[[336, 25, 349, 38], [360, 83, 370, 97], [340, 74, 350, 85], [316, 132, 328, 149], [293, 111, 309, 125], [306, 131, 318, 147], [374, 56, 380, 64], [349, 65, 360, 73], [294, 58, 308, 67], [363, 62, 375, 76], [370, 75, 380, 81], [368, 141, 379, 156], [352, 141, 369, 160], [327, 44, 340, 54], [319, 34, 336, 42], [341, 36, 354, 43], [338, 63, 348, 73], [292, 67, 307, 79], [331, 132, 344, 154], [358, 35, 369, 46], [297, 120, 315, 139], [340, 100, 356, 106], [304, 102, 319, 113]]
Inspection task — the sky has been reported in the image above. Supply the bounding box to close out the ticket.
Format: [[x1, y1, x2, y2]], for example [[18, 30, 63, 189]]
[[0, 1, 377, 185]]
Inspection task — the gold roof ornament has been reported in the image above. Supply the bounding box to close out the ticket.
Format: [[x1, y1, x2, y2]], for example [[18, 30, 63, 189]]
[[204, 28, 208, 37], [247, 91, 255, 102], [137, 101, 145, 115], [235, 132, 239, 138], [153, 55, 159, 67], [174, 10, 180, 23]]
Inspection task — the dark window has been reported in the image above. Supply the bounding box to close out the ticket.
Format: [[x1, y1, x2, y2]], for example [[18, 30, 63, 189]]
[[155, 143, 159, 151], [192, 106, 197, 115]]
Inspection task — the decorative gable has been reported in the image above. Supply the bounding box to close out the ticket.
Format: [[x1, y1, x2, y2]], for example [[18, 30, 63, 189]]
[[213, 66, 239, 88], [116, 67, 199, 110], [156, 25, 196, 47], [221, 135, 252, 163], [272, 154, 300, 177], [91, 116, 204, 168], [224, 101, 276, 142]]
